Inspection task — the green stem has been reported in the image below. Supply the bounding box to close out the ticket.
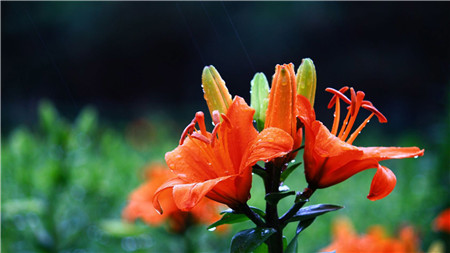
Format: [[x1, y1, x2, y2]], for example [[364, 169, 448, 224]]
[[238, 204, 266, 227], [264, 162, 284, 253]]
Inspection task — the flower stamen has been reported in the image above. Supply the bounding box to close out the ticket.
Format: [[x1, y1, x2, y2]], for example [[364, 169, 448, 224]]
[[326, 87, 388, 144]]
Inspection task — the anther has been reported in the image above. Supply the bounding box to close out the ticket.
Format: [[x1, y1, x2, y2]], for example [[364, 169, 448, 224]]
[[179, 122, 196, 145], [326, 87, 351, 108]]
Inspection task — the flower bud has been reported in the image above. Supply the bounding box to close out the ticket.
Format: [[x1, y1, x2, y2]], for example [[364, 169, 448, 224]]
[[296, 58, 317, 106], [202, 65, 233, 117], [250, 73, 269, 131], [265, 63, 297, 138]]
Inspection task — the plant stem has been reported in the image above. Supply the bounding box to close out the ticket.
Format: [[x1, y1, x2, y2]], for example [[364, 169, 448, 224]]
[[264, 161, 284, 253], [238, 204, 265, 227]]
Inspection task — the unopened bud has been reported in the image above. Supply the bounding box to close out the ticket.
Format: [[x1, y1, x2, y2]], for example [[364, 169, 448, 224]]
[[296, 58, 317, 106], [265, 63, 297, 137], [250, 73, 269, 131], [202, 66, 233, 117]]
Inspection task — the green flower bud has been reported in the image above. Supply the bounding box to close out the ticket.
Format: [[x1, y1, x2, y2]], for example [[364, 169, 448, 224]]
[[296, 58, 317, 106], [250, 72, 270, 131], [202, 66, 233, 117]]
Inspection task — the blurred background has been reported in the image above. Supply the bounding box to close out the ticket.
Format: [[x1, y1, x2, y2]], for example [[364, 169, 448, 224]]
[[2, 2, 449, 252]]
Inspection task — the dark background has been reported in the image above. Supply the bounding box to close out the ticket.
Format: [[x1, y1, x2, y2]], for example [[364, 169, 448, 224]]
[[2, 2, 449, 133]]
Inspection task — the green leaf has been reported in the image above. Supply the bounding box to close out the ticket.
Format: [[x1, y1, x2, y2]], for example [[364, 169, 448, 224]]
[[285, 218, 316, 253], [280, 162, 302, 182], [249, 206, 266, 218], [265, 191, 295, 205], [208, 212, 250, 230], [287, 204, 343, 223], [230, 227, 276, 253]]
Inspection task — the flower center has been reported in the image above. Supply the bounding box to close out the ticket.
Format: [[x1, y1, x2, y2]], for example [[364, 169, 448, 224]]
[[326, 87, 387, 144]]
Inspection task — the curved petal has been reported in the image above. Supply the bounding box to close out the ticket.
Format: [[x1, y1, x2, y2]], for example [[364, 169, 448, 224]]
[[296, 94, 316, 126], [152, 177, 186, 214], [317, 158, 379, 188], [244, 127, 294, 168], [360, 147, 424, 161], [172, 176, 232, 211], [367, 164, 397, 201], [220, 96, 258, 171], [165, 138, 218, 182]]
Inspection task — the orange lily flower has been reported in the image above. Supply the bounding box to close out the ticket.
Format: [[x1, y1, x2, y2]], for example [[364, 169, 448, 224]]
[[321, 217, 422, 253], [153, 96, 293, 211], [297, 87, 424, 200], [433, 208, 450, 233], [122, 163, 225, 233], [265, 63, 302, 162]]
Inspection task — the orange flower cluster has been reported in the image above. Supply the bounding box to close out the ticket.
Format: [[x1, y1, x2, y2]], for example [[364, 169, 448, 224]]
[[122, 163, 225, 233], [150, 61, 424, 213], [321, 217, 421, 253]]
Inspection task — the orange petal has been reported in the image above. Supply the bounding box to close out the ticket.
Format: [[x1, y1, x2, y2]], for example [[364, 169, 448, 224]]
[[296, 94, 316, 127], [152, 177, 186, 214], [360, 147, 424, 161], [172, 176, 231, 211], [367, 164, 397, 201], [165, 138, 217, 182], [244, 127, 294, 168], [317, 158, 379, 188], [220, 96, 258, 170]]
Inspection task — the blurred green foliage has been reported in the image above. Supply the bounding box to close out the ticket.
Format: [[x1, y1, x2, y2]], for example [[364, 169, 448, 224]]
[[2, 98, 449, 252], [1, 101, 229, 252]]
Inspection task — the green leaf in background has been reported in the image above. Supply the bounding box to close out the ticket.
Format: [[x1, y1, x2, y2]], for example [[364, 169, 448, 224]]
[[99, 219, 147, 238], [230, 227, 276, 253], [287, 204, 343, 223], [285, 218, 316, 253], [265, 191, 296, 205], [280, 162, 302, 182]]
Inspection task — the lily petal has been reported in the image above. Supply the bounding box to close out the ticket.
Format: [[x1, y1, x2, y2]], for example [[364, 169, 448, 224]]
[[367, 164, 397, 201], [172, 177, 230, 211], [153, 177, 187, 214], [244, 127, 294, 168], [360, 147, 424, 161]]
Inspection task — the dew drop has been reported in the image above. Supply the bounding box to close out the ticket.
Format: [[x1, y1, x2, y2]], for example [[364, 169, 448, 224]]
[[279, 185, 290, 191], [208, 227, 217, 232], [414, 156, 419, 158]]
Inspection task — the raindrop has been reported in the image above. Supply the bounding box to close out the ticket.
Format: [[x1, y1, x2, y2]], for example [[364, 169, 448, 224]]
[[208, 227, 217, 232], [291, 160, 296, 163], [414, 156, 419, 158], [279, 185, 290, 191]]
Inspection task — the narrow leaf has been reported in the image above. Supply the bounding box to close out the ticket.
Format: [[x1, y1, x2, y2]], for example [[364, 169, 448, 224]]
[[285, 218, 316, 253], [208, 212, 249, 230], [280, 162, 302, 182], [230, 227, 276, 253], [287, 204, 343, 223], [249, 206, 266, 218], [265, 191, 295, 205]]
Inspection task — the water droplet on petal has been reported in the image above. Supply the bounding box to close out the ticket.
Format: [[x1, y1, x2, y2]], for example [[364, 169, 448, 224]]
[[414, 155, 419, 158], [208, 227, 216, 232]]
